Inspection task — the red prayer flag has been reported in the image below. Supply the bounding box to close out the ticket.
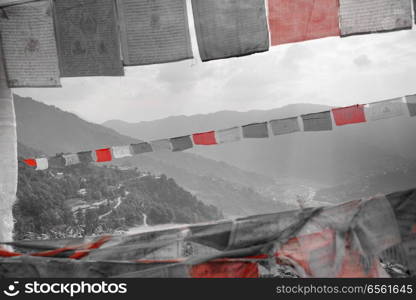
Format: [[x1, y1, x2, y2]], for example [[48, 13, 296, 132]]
[[24, 159, 37, 167], [190, 261, 259, 278], [192, 131, 217, 145], [95, 148, 112, 162], [332, 104, 366, 126], [268, 0, 340, 46]]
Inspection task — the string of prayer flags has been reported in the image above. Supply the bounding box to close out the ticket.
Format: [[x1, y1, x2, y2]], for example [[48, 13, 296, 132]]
[[111, 145, 132, 159], [215, 127, 242, 144], [63, 154, 80, 166], [339, 0, 413, 37], [332, 104, 366, 126], [268, 0, 340, 46], [192, 131, 217, 146], [77, 151, 94, 164], [366, 98, 405, 121], [150, 139, 172, 152], [95, 148, 112, 163], [0, 0, 61, 87], [242, 122, 269, 139], [301, 111, 333, 131], [117, 0, 193, 66], [406, 95, 416, 117], [53, 0, 124, 77], [170, 135, 193, 152], [269, 117, 300, 136], [130, 142, 153, 155], [191, 0, 269, 62]]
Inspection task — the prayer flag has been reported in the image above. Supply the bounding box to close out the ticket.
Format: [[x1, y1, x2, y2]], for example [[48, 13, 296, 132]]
[[35, 158, 48, 171], [48, 156, 65, 168], [242, 122, 269, 138], [190, 262, 259, 278], [131, 142, 153, 155], [150, 139, 172, 152], [332, 104, 366, 126], [95, 148, 112, 162], [366, 98, 405, 121], [269, 117, 300, 136], [191, 0, 269, 61], [215, 127, 242, 144], [77, 151, 94, 164], [111, 145, 132, 159], [301, 111, 333, 131], [339, 0, 412, 37], [268, 0, 340, 46], [117, 0, 193, 66], [192, 131, 217, 145], [406, 94, 416, 117], [170, 136, 193, 152], [54, 0, 124, 77], [63, 154, 80, 166], [0, 1, 60, 87], [23, 159, 37, 168]]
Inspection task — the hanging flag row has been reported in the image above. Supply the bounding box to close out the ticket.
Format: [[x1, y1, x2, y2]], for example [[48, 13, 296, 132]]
[[0, 0, 415, 87], [22, 94, 416, 171]]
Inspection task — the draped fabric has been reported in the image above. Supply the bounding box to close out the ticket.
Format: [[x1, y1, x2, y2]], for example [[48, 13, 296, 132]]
[[332, 105, 366, 126], [339, 0, 413, 37], [215, 127, 242, 144], [117, 0, 193, 66], [268, 0, 340, 46], [191, 0, 269, 62], [0, 0, 60, 87], [242, 122, 269, 138], [192, 131, 217, 145], [0, 45, 17, 244], [366, 98, 405, 121], [406, 95, 416, 117], [269, 117, 300, 136], [301, 111, 333, 131], [54, 0, 124, 77], [1, 189, 412, 278]]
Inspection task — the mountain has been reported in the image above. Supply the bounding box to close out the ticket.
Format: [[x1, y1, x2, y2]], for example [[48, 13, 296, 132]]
[[103, 104, 416, 186], [14, 95, 137, 156], [14, 95, 285, 217]]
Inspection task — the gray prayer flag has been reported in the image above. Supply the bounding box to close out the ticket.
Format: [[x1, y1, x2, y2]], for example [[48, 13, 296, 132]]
[[242, 122, 269, 138], [339, 0, 412, 37], [406, 95, 416, 117], [366, 98, 405, 121], [54, 0, 124, 77], [117, 0, 193, 66], [77, 151, 94, 164], [131, 142, 153, 155], [170, 136, 193, 152], [302, 111, 333, 131], [192, 0, 269, 61], [150, 139, 172, 152], [269, 117, 300, 136]]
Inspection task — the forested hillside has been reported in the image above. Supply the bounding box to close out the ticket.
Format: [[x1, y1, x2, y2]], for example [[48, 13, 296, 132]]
[[14, 164, 222, 240]]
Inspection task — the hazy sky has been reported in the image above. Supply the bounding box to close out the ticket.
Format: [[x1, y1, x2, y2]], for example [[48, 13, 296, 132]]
[[15, 14, 416, 124]]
